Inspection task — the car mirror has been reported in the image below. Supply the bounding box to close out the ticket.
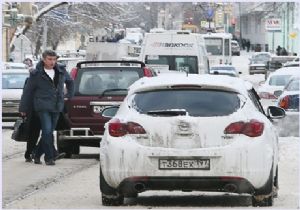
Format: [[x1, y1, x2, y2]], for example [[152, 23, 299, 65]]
[[101, 106, 119, 118], [274, 90, 283, 97], [267, 106, 285, 119], [239, 71, 242, 74]]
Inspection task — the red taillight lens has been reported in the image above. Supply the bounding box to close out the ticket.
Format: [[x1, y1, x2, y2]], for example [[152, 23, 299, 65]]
[[108, 118, 146, 137], [143, 67, 152, 77], [259, 92, 277, 99], [70, 67, 78, 79], [279, 96, 289, 109], [109, 118, 127, 137], [224, 120, 264, 137]]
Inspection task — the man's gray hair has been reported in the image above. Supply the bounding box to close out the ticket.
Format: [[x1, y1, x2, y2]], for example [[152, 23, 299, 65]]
[[42, 49, 58, 59]]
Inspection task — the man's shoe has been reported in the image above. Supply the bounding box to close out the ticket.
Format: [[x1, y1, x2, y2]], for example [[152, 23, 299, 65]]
[[25, 157, 32, 162], [54, 152, 66, 161], [45, 160, 55, 166], [34, 157, 42, 164]]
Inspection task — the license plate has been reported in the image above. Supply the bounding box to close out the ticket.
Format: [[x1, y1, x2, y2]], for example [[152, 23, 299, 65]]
[[159, 159, 210, 170]]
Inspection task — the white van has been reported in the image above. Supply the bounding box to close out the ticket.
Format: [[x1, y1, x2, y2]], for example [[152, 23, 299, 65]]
[[139, 30, 209, 74]]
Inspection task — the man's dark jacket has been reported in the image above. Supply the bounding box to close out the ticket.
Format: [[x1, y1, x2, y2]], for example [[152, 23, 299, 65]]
[[19, 61, 74, 113]]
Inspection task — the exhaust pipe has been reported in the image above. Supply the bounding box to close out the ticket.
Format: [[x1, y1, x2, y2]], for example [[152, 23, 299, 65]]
[[134, 183, 145, 193], [224, 184, 238, 193]]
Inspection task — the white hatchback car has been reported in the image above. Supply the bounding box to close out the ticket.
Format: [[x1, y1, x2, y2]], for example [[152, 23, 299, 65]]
[[257, 67, 300, 108], [99, 74, 285, 207]]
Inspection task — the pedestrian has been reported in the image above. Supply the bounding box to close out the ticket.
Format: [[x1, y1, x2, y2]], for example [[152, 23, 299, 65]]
[[246, 40, 251, 52], [19, 50, 74, 166], [281, 48, 288, 56], [276, 46, 282, 56]]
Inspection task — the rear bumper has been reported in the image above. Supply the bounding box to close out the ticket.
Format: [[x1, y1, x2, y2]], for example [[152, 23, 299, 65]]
[[249, 68, 266, 74], [116, 176, 254, 197]]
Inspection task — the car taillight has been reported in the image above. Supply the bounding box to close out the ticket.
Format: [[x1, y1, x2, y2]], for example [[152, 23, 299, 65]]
[[143, 67, 152, 77], [279, 96, 289, 109], [224, 119, 264, 137], [108, 118, 146, 137], [258, 92, 277, 99], [70, 67, 78, 79]]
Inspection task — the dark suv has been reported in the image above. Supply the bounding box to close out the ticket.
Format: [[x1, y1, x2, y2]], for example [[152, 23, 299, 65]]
[[57, 60, 155, 157]]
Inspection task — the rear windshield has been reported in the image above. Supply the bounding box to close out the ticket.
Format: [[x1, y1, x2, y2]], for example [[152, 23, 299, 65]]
[[76, 68, 140, 95], [269, 75, 292, 86], [145, 55, 198, 74], [132, 89, 240, 117], [286, 79, 300, 91], [2, 73, 28, 89]]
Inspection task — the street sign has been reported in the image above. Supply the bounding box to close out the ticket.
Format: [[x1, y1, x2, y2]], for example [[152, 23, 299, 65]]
[[265, 18, 282, 31]]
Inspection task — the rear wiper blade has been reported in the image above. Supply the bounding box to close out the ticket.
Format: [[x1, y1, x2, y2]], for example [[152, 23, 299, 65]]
[[147, 109, 187, 116], [100, 89, 128, 97]]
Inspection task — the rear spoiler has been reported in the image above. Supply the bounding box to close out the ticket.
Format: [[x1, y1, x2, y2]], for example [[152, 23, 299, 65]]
[[76, 60, 145, 68]]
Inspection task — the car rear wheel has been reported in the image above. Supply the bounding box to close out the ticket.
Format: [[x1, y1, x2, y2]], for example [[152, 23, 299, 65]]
[[252, 166, 275, 207], [100, 168, 124, 206]]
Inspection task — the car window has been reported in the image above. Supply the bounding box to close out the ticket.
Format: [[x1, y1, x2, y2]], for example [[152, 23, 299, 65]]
[[2, 73, 28, 89], [211, 66, 235, 71], [269, 75, 292, 86], [132, 89, 240, 117], [286, 79, 300, 91], [146, 55, 198, 74], [204, 38, 223, 56], [76, 68, 140, 95]]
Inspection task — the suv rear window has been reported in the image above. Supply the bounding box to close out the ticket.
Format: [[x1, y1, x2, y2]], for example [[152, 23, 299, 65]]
[[76, 68, 140, 95], [132, 89, 240, 117]]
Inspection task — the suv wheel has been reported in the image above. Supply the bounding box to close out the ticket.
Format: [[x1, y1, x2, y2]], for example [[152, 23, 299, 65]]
[[100, 168, 124, 206], [57, 131, 80, 158]]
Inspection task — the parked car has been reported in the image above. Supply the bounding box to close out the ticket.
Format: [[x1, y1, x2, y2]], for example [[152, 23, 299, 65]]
[[248, 52, 271, 75], [276, 76, 299, 136], [257, 67, 300, 108], [99, 74, 284, 207], [209, 64, 241, 77], [57, 60, 156, 157], [231, 40, 240, 56], [265, 55, 297, 79], [2, 70, 29, 122], [283, 57, 300, 67], [4, 62, 27, 70]]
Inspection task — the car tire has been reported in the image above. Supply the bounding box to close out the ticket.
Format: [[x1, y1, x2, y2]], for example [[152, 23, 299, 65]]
[[252, 166, 275, 207], [56, 131, 80, 158], [237, 52, 240, 56], [100, 168, 124, 206], [273, 166, 279, 198]]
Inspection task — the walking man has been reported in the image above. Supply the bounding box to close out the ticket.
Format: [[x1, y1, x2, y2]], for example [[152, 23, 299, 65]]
[[19, 50, 74, 165]]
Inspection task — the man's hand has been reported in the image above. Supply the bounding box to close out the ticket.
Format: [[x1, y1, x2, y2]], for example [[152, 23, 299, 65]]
[[20, 112, 26, 117]]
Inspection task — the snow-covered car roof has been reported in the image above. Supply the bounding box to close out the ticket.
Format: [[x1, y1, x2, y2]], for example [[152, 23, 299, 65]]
[[3, 69, 29, 74], [271, 67, 300, 76], [128, 74, 251, 96]]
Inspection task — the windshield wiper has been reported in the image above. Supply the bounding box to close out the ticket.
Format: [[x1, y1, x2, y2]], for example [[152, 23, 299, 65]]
[[147, 109, 187, 116], [100, 89, 128, 97]]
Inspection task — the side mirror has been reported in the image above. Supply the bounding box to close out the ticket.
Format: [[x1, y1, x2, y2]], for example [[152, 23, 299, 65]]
[[239, 71, 242, 74], [101, 106, 119, 118], [274, 90, 283, 97], [267, 106, 285, 119]]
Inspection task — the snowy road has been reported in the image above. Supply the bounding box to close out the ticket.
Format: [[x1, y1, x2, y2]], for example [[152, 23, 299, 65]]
[[2, 51, 299, 208]]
